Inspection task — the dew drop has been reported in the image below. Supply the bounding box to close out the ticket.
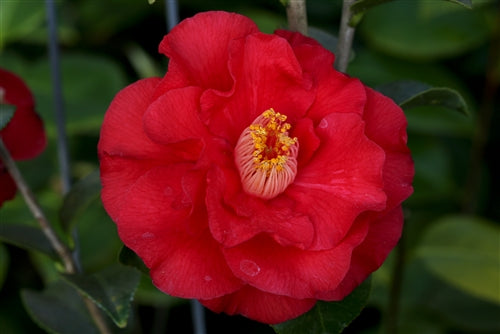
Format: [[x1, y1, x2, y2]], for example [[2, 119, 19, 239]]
[[239, 259, 261, 277], [141, 232, 155, 239], [164, 186, 173, 196], [204, 275, 212, 282], [318, 118, 328, 129]]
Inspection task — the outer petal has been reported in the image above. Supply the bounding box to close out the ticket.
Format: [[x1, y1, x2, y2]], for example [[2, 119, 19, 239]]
[[289, 113, 387, 250], [363, 87, 414, 210], [200, 285, 316, 324], [158, 11, 259, 92], [0, 68, 34, 108], [0, 166, 16, 207], [117, 165, 242, 299], [222, 221, 369, 300], [143, 86, 209, 144], [200, 32, 315, 144], [317, 207, 404, 301]]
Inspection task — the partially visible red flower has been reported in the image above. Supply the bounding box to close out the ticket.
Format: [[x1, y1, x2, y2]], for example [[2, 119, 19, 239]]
[[0, 68, 47, 207], [98, 11, 414, 324]]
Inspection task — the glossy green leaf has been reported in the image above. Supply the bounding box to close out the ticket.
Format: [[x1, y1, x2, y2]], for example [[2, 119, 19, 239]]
[[119, 245, 148, 275], [352, 0, 472, 15], [62, 264, 141, 328], [0, 223, 57, 259], [0, 243, 9, 290], [0, 103, 16, 130], [377, 81, 468, 115], [415, 215, 500, 304], [59, 170, 101, 233], [148, 0, 156, 4], [22, 280, 100, 334], [359, 0, 490, 60], [272, 278, 371, 334]]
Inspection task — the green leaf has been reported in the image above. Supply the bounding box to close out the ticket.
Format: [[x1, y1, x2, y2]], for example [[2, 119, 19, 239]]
[[272, 278, 371, 334], [0, 103, 16, 130], [62, 264, 141, 328], [376, 81, 468, 115], [148, 0, 156, 4], [22, 280, 100, 334], [119, 245, 148, 275], [59, 170, 101, 233], [0, 243, 9, 290], [359, 0, 490, 60], [0, 223, 57, 259], [415, 215, 500, 304], [352, 0, 472, 15]]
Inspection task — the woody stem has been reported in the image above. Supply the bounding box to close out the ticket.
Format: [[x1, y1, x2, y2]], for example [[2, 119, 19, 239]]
[[335, 0, 356, 72], [286, 0, 308, 35]]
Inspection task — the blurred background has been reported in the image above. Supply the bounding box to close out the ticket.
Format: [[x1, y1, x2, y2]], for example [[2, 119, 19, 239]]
[[0, 0, 499, 333]]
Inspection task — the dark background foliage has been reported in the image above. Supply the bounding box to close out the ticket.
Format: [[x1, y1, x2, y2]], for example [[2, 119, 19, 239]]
[[0, 0, 499, 333]]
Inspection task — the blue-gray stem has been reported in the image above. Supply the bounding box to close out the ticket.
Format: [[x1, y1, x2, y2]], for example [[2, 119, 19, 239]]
[[45, 0, 71, 194], [335, 0, 356, 72], [165, 0, 180, 32]]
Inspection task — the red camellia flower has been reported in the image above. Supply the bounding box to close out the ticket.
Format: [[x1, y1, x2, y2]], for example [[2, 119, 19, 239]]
[[98, 11, 414, 324], [0, 68, 47, 207]]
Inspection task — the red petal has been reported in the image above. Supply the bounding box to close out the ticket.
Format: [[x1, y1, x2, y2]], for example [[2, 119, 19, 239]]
[[200, 32, 315, 144], [158, 11, 259, 91], [200, 285, 316, 324], [206, 166, 315, 249], [0, 68, 34, 108], [222, 221, 369, 300], [317, 207, 404, 301], [288, 113, 387, 250], [363, 87, 414, 210], [143, 86, 208, 144], [291, 118, 321, 167], [98, 78, 164, 159], [0, 166, 16, 207], [1, 105, 46, 160], [117, 165, 242, 299]]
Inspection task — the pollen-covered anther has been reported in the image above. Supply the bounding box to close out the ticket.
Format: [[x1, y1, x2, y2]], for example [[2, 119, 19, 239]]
[[234, 108, 299, 199]]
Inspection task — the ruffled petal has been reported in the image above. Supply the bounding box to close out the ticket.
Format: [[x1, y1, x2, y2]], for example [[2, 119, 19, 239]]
[[117, 165, 242, 299], [158, 11, 259, 91], [98, 78, 165, 159], [317, 207, 404, 301], [222, 221, 369, 300], [0, 68, 34, 108], [200, 285, 316, 324], [200, 32, 315, 144], [206, 166, 315, 249], [143, 86, 209, 144], [288, 113, 387, 250]]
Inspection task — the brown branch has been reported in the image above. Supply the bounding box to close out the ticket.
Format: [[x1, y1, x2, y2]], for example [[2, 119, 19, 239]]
[[0, 138, 112, 334], [335, 0, 357, 72], [286, 0, 308, 35]]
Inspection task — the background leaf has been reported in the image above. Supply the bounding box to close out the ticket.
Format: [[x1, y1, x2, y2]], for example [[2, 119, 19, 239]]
[[62, 264, 141, 328], [272, 278, 371, 334], [0, 243, 9, 290], [0, 103, 16, 130], [377, 81, 468, 114], [22, 280, 100, 334], [0, 223, 57, 259], [415, 215, 500, 304], [59, 170, 101, 233], [118, 245, 149, 275]]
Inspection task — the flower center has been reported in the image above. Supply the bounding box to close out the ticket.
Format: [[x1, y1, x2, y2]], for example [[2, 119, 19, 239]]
[[234, 108, 299, 199]]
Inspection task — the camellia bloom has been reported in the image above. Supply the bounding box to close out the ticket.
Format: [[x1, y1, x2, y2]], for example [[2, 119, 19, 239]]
[[98, 11, 414, 324], [0, 68, 47, 207]]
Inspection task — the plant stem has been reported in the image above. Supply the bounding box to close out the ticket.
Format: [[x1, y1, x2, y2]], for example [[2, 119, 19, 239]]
[[0, 139, 112, 334], [165, 0, 180, 32], [385, 229, 406, 334], [286, 0, 308, 35], [335, 0, 356, 72], [0, 139, 75, 273]]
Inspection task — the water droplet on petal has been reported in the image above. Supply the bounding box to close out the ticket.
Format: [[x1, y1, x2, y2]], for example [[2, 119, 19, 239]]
[[142, 232, 155, 239], [164, 186, 173, 196], [204, 275, 212, 282], [240, 259, 261, 277], [319, 118, 328, 129]]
